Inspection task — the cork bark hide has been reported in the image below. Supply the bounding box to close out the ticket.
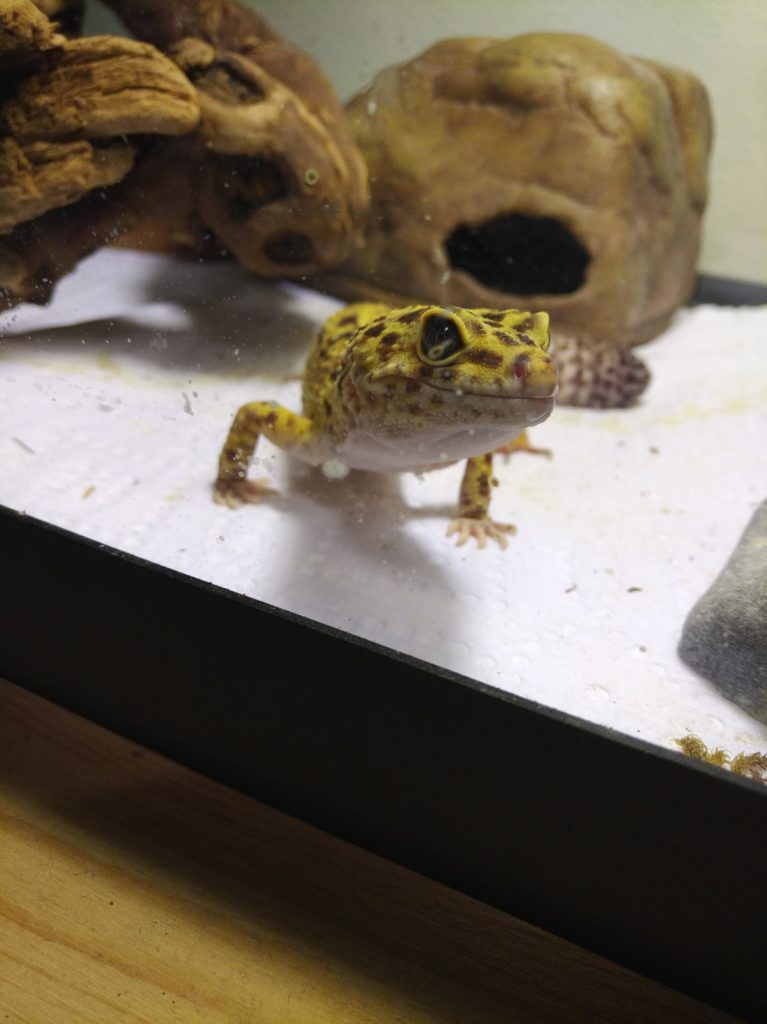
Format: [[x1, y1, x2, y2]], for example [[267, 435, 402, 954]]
[[318, 33, 712, 352]]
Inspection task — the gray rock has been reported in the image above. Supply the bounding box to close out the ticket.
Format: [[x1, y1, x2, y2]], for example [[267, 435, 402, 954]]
[[679, 500, 767, 724]]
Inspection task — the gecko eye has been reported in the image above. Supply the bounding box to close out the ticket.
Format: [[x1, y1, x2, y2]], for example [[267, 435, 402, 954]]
[[419, 315, 464, 363]]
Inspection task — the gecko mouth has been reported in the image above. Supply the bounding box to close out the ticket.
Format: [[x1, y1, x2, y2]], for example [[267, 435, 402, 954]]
[[422, 381, 559, 402]]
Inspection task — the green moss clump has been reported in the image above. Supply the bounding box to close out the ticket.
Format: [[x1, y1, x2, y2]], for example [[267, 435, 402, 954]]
[[675, 735, 767, 784]]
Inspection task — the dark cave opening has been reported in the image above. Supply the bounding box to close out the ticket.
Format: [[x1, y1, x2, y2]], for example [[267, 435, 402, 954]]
[[445, 212, 589, 295]]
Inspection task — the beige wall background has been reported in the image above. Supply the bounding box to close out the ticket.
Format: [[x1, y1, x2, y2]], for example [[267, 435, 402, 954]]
[[86, 0, 767, 284]]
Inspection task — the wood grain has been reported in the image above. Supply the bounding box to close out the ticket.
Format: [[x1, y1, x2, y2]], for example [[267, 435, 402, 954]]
[[0, 677, 739, 1023]]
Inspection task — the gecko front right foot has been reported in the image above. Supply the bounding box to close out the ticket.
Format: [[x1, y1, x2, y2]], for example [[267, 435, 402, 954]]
[[446, 516, 517, 550], [213, 478, 279, 509]]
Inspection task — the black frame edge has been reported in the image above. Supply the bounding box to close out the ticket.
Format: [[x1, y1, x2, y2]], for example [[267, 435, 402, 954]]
[[691, 273, 767, 306], [2, 506, 765, 1021]]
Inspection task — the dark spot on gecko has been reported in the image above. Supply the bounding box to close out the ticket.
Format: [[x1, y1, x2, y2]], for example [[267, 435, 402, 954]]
[[265, 411, 278, 427], [478, 475, 490, 497], [497, 332, 518, 346], [418, 364, 435, 378], [430, 394, 444, 406], [364, 321, 387, 338], [466, 349, 503, 368], [518, 332, 536, 346], [323, 399, 332, 416], [396, 309, 423, 324], [380, 331, 399, 345], [405, 379, 420, 393], [517, 316, 535, 332], [336, 314, 358, 327], [469, 320, 487, 335]]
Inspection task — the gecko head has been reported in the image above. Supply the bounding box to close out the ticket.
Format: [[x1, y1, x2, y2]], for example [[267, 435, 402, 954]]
[[346, 304, 558, 431]]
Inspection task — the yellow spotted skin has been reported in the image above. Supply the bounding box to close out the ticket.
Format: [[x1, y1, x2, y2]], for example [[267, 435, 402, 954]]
[[214, 302, 558, 549]]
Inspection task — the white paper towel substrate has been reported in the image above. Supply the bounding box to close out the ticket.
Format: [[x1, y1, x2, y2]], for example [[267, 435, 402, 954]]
[[2, 249, 766, 755]]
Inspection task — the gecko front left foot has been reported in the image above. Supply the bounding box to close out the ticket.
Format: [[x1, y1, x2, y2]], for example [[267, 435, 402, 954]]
[[495, 432, 552, 460], [446, 516, 517, 550], [213, 477, 279, 509]]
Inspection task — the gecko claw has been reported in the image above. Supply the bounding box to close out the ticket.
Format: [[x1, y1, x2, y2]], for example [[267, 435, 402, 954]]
[[446, 517, 517, 550], [495, 439, 552, 460], [213, 477, 279, 508]]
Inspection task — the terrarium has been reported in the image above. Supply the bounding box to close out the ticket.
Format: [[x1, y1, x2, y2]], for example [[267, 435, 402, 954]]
[[1, 2, 765, 1017]]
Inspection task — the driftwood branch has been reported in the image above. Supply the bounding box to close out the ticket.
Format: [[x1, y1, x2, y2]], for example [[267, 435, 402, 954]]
[[101, 0, 369, 277], [0, 0, 369, 308]]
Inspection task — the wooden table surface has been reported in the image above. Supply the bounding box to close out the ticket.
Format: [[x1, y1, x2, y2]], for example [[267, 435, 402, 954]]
[[0, 676, 740, 1023]]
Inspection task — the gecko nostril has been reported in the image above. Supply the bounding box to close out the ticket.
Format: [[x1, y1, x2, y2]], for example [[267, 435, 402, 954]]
[[513, 355, 530, 379]]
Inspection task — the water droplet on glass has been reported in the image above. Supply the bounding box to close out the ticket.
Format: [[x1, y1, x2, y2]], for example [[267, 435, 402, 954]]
[[322, 457, 350, 480]]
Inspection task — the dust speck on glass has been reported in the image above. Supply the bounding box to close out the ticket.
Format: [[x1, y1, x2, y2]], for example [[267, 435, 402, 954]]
[[2, 0, 766, 774]]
